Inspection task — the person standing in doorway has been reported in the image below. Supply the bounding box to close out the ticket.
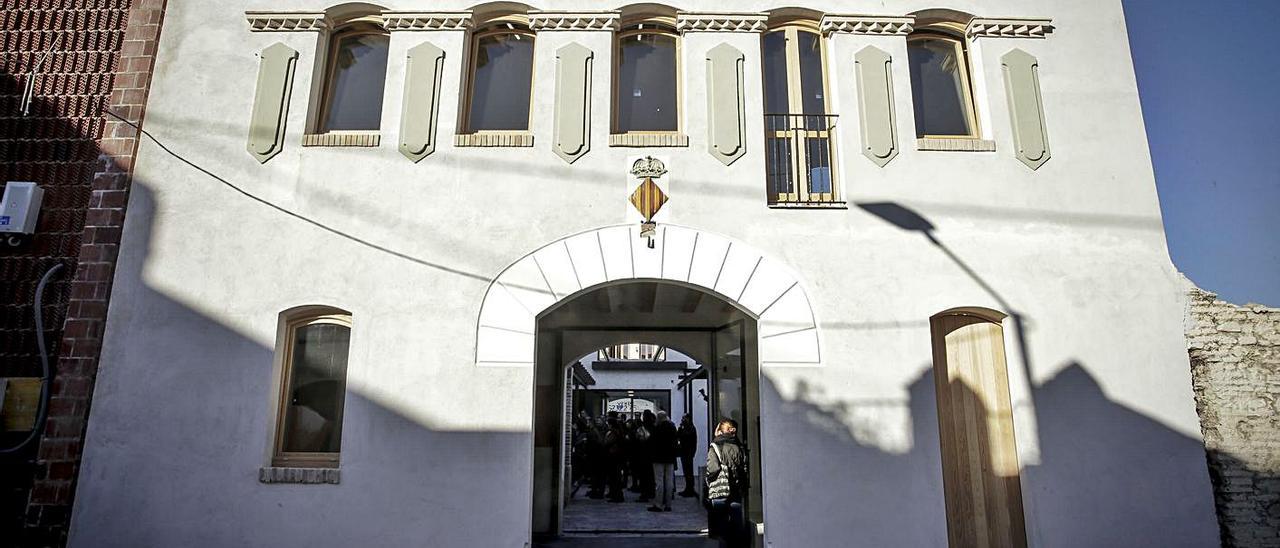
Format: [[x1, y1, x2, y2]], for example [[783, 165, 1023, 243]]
[[706, 418, 748, 545], [637, 409, 657, 502], [677, 413, 699, 497], [604, 418, 627, 503], [648, 411, 679, 512]]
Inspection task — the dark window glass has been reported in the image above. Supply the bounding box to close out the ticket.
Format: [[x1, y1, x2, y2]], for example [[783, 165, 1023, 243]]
[[796, 31, 826, 115], [907, 35, 975, 136], [762, 31, 789, 114], [616, 32, 678, 132], [280, 322, 350, 454], [468, 31, 535, 131], [322, 32, 389, 131]]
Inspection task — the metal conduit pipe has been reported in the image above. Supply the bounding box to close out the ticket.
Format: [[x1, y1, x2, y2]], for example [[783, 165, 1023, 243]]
[[1, 262, 66, 454]]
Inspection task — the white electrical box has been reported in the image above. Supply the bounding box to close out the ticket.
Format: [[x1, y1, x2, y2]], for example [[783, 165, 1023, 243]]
[[0, 182, 44, 235]]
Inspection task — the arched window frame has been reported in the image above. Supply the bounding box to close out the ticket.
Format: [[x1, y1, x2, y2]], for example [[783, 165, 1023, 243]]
[[313, 18, 391, 134], [906, 22, 981, 139], [761, 20, 831, 116], [271, 307, 353, 468], [461, 18, 537, 134], [611, 20, 682, 135]]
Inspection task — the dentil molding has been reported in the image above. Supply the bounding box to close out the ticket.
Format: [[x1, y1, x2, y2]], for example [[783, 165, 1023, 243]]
[[245, 12, 328, 32], [529, 11, 620, 31], [820, 15, 915, 36], [675, 13, 768, 33], [381, 11, 473, 31], [967, 18, 1054, 39]]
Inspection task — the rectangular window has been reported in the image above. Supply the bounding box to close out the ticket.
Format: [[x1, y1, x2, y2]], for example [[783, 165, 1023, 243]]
[[907, 32, 979, 138], [317, 27, 389, 132], [614, 28, 679, 134], [465, 28, 535, 132], [273, 311, 352, 468], [598, 343, 666, 361], [762, 27, 839, 205]]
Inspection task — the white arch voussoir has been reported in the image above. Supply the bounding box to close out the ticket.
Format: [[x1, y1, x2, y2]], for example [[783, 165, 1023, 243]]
[[475, 224, 822, 368]]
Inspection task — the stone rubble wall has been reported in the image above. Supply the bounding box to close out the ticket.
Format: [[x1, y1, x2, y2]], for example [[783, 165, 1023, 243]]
[[1183, 277, 1280, 547]]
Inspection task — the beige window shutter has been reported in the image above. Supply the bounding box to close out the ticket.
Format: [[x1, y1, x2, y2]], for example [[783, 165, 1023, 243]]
[[553, 42, 593, 164], [705, 42, 746, 166], [246, 42, 298, 164], [854, 45, 898, 167], [399, 41, 446, 163], [1001, 49, 1051, 170]]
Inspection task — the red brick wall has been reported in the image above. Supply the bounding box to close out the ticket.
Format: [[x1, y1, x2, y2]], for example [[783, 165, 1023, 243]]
[[0, 1, 165, 545]]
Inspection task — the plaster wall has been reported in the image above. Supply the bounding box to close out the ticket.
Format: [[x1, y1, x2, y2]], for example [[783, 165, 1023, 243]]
[[69, 0, 1218, 546]]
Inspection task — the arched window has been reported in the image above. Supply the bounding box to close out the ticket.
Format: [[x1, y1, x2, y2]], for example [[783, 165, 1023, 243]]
[[272, 308, 352, 468], [317, 22, 390, 132], [464, 23, 536, 132], [613, 23, 680, 134], [907, 24, 979, 138], [761, 21, 837, 204]]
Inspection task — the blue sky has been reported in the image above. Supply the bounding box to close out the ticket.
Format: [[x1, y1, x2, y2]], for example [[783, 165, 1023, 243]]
[[1122, 0, 1280, 306]]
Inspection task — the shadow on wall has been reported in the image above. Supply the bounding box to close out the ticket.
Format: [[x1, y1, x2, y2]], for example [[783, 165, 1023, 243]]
[[760, 361, 1238, 548], [65, 182, 532, 548], [58, 157, 1234, 547], [1, 67, 119, 546]]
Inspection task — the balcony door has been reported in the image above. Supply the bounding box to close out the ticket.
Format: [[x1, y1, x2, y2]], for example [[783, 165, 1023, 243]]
[[762, 27, 836, 204]]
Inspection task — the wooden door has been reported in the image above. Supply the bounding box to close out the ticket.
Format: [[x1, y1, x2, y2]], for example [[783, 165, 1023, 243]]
[[931, 313, 1027, 548]]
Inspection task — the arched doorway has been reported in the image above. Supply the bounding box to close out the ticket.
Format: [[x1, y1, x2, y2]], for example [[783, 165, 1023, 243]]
[[473, 224, 822, 543], [537, 281, 762, 537]]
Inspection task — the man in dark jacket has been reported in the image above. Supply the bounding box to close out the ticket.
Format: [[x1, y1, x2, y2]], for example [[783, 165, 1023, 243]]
[[647, 411, 680, 512], [677, 414, 699, 497], [706, 419, 748, 545]]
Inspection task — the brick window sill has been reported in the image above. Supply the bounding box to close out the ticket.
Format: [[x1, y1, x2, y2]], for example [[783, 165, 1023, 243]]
[[302, 132, 381, 147], [454, 132, 534, 147], [767, 201, 848, 210], [916, 137, 996, 152], [608, 133, 689, 147], [259, 466, 340, 484]]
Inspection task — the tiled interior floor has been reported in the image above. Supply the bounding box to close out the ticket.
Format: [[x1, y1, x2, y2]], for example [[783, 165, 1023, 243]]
[[563, 476, 706, 533]]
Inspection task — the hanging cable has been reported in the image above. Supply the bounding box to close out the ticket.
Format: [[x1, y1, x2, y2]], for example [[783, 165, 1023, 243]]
[[1, 262, 65, 454]]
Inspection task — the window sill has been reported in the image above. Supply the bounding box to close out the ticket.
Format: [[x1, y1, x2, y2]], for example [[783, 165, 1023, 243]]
[[454, 132, 534, 147], [609, 133, 689, 147], [767, 201, 848, 210], [259, 466, 341, 484], [916, 137, 996, 152], [302, 132, 381, 147]]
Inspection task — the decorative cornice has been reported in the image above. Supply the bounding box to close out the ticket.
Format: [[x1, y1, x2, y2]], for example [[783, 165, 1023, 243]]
[[675, 13, 768, 33], [820, 15, 914, 36], [381, 11, 473, 31], [246, 12, 328, 32], [967, 18, 1054, 39], [528, 11, 620, 31]]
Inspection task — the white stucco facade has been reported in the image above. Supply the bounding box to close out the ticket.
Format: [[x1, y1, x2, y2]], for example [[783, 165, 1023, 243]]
[[69, 0, 1219, 546]]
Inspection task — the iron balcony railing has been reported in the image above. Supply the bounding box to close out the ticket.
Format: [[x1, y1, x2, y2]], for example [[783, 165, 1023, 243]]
[[764, 114, 840, 205]]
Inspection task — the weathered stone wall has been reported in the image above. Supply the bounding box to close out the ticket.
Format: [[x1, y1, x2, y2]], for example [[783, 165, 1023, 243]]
[[1184, 277, 1280, 547]]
